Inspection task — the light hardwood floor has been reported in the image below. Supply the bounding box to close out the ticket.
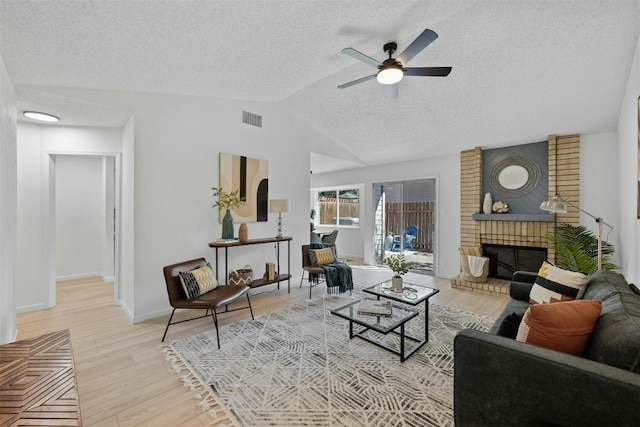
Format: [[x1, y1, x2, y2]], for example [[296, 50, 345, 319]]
[[16, 265, 508, 426]]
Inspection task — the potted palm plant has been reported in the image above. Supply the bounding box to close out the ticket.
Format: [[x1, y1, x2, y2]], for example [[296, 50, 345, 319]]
[[383, 253, 416, 291], [546, 223, 617, 274], [211, 187, 243, 240]]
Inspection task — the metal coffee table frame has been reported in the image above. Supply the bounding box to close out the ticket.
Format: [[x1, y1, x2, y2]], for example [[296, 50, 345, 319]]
[[331, 300, 421, 362], [331, 281, 439, 362], [364, 280, 440, 342]]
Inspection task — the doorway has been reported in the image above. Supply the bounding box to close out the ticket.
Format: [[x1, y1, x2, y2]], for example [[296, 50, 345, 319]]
[[45, 152, 121, 307], [374, 179, 435, 275]]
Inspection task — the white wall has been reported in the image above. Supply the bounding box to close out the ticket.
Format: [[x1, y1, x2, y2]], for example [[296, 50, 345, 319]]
[[123, 93, 313, 322], [16, 124, 47, 312], [14, 88, 326, 322], [15, 124, 124, 313], [580, 132, 620, 267], [119, 116, 134, 315], [0, 52, 17, 344], [311, 153, 460, 278], [103, 156, 115, 281], [616, 30, 640, 284], [55, 155, 105, 280]]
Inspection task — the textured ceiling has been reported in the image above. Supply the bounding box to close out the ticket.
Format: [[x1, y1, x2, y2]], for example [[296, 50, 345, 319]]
[[1, 1, 638, 173]]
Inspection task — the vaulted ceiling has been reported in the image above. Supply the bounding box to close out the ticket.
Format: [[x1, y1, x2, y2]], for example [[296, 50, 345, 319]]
[[1, 1, 638, 173]]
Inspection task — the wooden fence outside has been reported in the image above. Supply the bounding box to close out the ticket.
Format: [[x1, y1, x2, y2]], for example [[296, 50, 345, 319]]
[[385, 201, 434, 252], [318, 198, 360, 225]]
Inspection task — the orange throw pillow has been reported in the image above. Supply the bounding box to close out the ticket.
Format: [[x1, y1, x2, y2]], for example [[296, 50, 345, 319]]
[[516, 299, 602, 356]]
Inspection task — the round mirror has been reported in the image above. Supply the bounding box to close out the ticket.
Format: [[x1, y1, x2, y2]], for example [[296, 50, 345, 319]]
[[489, 156, 541, 198], [498, 165, 529, 190]]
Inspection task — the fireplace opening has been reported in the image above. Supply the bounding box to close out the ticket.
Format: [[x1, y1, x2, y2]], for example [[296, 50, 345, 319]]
[[482, 244, 547, 280]]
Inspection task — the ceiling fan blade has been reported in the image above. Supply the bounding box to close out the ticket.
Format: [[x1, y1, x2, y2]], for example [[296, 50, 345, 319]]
[[386, 83, 398, 99], [396, 29, 438, 65], [338, 74, 376, 89], [404, 66, 452, 77], [341, 48, 381, 68]]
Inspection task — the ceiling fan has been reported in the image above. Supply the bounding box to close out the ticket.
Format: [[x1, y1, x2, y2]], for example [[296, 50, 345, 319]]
[[337, 29, 451, 96]]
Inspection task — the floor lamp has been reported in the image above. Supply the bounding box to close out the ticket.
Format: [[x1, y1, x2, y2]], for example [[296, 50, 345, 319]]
[[540, 195, 613, 270], [269, 199, 290, 238]]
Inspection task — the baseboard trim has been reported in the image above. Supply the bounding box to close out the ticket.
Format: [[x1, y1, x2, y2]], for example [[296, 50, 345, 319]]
[[16, 303, 46, 314], [130, 306, 174, 324], [56, 272, 102, 281]]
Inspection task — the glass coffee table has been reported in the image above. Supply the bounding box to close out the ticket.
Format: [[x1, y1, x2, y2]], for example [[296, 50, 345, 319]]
[[331, 280, 439, 362]]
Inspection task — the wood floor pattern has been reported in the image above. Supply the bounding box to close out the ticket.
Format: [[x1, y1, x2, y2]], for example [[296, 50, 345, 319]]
[[0, 329, 81, 427], [13, 266, 508, 426]]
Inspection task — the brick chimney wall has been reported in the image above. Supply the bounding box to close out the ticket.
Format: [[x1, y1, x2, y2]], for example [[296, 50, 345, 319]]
[[460, 134, 580, 264]]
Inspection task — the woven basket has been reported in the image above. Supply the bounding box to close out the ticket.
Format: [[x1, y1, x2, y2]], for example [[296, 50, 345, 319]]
[[229, 265, 253, 286]]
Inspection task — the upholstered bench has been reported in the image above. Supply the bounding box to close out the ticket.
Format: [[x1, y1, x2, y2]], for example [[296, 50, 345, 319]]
[[162, 257, 254, 347]]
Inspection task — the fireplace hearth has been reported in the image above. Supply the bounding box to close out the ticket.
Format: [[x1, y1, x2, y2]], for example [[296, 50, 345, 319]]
[[483, 244, 547, 280]]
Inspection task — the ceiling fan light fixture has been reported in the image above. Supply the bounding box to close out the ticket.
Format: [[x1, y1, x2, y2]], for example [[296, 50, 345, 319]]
[[376, 66, 403, 85], [23, 111, 59, 122]]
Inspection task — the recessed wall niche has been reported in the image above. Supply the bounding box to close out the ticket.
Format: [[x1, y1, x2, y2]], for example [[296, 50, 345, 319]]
[[482, 141, 548, 214]]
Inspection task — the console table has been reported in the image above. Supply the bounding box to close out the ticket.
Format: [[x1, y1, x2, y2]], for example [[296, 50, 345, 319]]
[[208, 236, 292, 292]]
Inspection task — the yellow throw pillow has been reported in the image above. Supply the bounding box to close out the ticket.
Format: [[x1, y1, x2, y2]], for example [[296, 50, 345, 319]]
[[179, 263, 218, 298], [310, 248, 336, 266]]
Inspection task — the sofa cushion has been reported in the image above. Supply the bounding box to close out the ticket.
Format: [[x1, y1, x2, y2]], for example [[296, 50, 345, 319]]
[[179, 263, 218, 298], [529, 261, 589, 304], [516, 299, 602, 356], [582, 270, 640, 373]]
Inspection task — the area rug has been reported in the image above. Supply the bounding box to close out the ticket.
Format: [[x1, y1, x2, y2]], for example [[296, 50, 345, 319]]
[[164, 291, 493, 427]]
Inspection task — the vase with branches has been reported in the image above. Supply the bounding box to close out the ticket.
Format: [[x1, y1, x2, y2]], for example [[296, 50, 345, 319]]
[[212, 187, 244, 239]]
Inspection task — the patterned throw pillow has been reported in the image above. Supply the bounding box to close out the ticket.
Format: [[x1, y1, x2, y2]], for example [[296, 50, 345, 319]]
[[309, 248, 336, 266], [179, 263, 218, 298], [516, 299, 602, 356], [529, 261, 589, 304]]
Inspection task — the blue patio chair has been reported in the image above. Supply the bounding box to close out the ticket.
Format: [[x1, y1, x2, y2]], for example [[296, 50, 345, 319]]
[[406, 225, 418, 250], [392, 225, 418, 251]]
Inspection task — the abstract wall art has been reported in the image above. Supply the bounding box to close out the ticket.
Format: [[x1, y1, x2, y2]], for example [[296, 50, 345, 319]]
[[219, 152, 269, 222]]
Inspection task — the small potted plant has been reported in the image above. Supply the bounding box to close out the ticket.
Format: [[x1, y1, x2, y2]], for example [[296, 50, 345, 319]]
[[383, 253, 416, 291], [212, 187, 243, 240]]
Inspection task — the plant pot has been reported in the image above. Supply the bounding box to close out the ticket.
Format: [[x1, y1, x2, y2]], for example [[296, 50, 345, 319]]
[[222, 209, 234, 239], [391, 276, 403, 291]]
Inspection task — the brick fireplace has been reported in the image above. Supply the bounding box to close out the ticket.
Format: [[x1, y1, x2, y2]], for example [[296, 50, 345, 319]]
[[451, 134, 580, 294]]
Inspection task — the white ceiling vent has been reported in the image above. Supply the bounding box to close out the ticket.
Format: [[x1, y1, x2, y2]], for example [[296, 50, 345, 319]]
[[242, 110, 262, 128]]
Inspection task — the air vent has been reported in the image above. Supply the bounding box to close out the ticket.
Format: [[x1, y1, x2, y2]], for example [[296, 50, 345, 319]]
[[242, 110, 262, 128]]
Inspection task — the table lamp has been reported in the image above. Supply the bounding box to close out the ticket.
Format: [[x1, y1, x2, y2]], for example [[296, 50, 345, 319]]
[[269, 199, 290, 238]]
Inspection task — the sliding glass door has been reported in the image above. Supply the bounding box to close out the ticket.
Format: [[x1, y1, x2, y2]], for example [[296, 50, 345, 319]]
[[374, 179, 435, 275]]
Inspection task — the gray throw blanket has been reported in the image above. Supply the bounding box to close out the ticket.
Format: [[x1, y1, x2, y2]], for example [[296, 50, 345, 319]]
[[322, 262, 353, 294]]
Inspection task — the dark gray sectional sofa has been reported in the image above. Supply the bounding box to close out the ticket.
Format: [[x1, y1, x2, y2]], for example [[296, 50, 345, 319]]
[[453, 269, 640, 427]]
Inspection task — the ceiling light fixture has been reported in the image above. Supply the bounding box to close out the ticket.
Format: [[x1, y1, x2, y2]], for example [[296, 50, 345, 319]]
[[23, 111, 59, 122], [376, 62, 404, 85]]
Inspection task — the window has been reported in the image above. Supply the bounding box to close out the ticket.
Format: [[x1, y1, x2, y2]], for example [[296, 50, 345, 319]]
[[313, 187, 360, 228]]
